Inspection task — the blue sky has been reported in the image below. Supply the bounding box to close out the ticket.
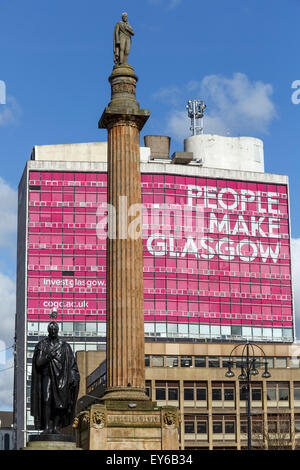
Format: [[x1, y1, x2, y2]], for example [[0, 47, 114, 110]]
[[0, 0, 299, 409]]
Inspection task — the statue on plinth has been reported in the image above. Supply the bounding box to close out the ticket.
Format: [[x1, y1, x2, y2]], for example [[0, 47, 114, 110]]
[[113, 12, 134, 65], [30, 321, 80, 434]]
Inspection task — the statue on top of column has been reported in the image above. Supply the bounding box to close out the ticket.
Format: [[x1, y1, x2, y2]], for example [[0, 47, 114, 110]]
[[113, 12, 134, 65]]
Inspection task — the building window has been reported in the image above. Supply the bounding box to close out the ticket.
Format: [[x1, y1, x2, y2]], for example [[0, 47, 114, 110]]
[[184, 388, 194, 401], [253, 357, 261, 369], [276, 357, 287, 368], [252, 388, 262, 401], [156, 388, 166, 400], [267, 387, 276, 401], [152, 356, 164, 367], [181, 356, 192, 367], [240, 386, 248, 401], [278, 386, 289, 401], [168, 388, 179, 401], [224, 388, 234, 401], [268, 420, 278, 433], [225, 421, 235, 434], [145, 355, 150, 367], [240, 421, 248, 434], [265, 357, 274, 369], [290, 357, 300, 368], [213, 421, 223, 434], [196, 388, 207, 401], [166, 356, 178, 367], [212, 388, 222, 401], [236, 357, 244, 369], [184, 421, 195, 434], [267, 383, 289, 406], [231, 326, 242, 336], [195, 356, 206, 368], [222, 357, 232, 368], [268, 415, 290, 435], [208, 357, 220, 368], [294, 416, 300, 433], [252, 419, 263, 434], [294, 384, 300, 401], [197, 421, 207, 434], [280, 420, 290, 433]]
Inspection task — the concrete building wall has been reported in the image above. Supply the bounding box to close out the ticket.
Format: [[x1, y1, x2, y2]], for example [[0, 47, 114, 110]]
[[31, 142, 151, 164], [184, 134, 264, 173], [79, 343, 300, 450]]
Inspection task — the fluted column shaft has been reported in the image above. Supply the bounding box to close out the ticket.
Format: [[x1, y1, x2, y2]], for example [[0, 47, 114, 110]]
[[106, 120, 144, 390]]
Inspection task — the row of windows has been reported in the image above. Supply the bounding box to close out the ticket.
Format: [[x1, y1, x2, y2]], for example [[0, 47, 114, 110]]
[[27, 322, 298, 344], [26, 246, 292, 272], [27, 274, 292, 296], [28, 322, 106, 335], [29, 170, 287, 188], [184, 420, 235, 435], [146, 355, 295, 369], [184, 415, 298, 436], [144, 324, 293, 340], [152, 384, 295, 404], [27, 298, 292, 317], [27, 322, 294, 342]]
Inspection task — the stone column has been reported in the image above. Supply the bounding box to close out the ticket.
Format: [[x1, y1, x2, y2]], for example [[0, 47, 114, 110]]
[[99, 64, 150, 401]]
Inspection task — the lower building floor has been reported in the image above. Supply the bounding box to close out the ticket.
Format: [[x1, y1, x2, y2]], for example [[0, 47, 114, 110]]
[[77, 341, 300, 450]]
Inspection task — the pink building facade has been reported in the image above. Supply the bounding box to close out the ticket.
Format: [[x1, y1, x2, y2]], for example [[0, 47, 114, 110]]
[[26, 170, 293, 340]]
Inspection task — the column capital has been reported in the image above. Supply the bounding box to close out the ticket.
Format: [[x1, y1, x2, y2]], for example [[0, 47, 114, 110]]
[[98, 108, 150, 131]]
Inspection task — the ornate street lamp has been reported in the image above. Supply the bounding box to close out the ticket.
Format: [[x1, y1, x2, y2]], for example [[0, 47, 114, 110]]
[[225, 341, 271, 450]]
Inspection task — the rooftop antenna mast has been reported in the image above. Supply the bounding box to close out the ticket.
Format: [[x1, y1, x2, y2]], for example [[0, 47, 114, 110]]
[[186, 99, 206, 136]]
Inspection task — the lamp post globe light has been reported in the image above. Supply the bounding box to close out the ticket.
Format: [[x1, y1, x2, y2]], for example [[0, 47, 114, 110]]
[[225, 341, 271, 450]]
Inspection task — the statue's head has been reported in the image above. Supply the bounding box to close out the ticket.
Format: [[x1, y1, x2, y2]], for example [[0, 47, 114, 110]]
[[48, 321, 59, 339], [122, 12, 128, 22]]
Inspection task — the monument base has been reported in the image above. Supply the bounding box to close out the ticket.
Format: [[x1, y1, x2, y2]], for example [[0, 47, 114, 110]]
[[74, 402, 180, 450], [22, 433, 82, 450]]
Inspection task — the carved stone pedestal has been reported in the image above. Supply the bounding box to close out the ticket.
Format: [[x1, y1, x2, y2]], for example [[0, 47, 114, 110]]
[[74, 403, 180, 450]]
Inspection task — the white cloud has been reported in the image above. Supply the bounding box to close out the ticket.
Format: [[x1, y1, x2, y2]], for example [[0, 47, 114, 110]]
[[0, 96, 21, 127], [0, 177, 17, 252], [198, 73, 276, 136], [291, 238, 300, 340], [0, 272, 15, 349], [0, 177, 17, 357], [0, 358, 14, 410], [153, 86, 182, 106], [167, 110, 189, 142], [158, 73, 276, 142], [0, 177, 18, 410]]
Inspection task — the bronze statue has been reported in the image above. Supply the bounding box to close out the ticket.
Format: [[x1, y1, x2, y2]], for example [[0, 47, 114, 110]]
[[113, 12, 134, 65], [30, 321, 80, 434]]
